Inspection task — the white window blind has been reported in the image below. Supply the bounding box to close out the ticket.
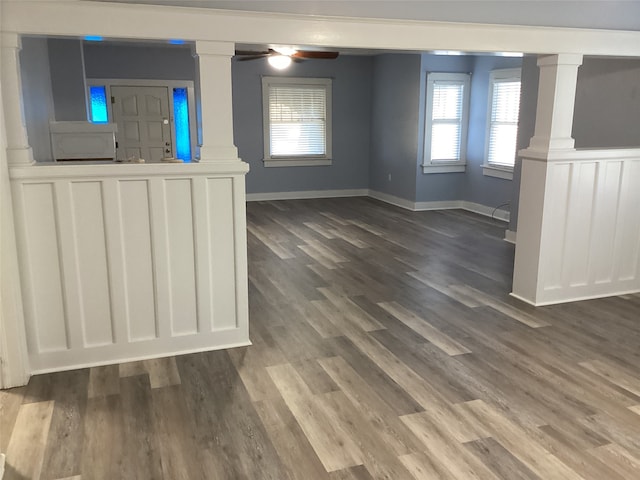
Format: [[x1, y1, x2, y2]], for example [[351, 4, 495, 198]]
[[268, 84, 326, 157], [487, 75, 521, 168], [430, 82, 465, 162]]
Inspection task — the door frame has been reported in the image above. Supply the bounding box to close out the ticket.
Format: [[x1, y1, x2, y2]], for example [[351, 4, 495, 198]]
[[86, 78, 197, 161]]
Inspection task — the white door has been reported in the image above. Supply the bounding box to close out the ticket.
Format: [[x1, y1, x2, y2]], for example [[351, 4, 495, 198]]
[[111, 86, 172, 162]]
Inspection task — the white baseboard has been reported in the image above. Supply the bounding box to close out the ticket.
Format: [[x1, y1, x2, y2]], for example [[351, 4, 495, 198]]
[[248, 188, 510, 223], [504, 229, 517, 244], [369, 190, 510, 222], [510, 288, 640, 307], [246, 189, 368, 201], [413, 200, 462, 211], [462, 201, 510, 222], [368, 190, 418, 210]]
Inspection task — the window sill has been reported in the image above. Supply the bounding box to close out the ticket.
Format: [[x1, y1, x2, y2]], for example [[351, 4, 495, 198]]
[[422, 163, 466, 174], [264, 158, 332, 168], [483, 164, 513, 180]]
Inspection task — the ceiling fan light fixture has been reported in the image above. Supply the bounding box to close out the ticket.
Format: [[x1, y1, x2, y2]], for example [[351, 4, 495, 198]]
[[268, 54, 292, 70], [273, 47, 298, 56]]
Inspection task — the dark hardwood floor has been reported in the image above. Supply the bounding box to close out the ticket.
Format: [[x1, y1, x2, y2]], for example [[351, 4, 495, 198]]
[[2, 197, 640, 479]]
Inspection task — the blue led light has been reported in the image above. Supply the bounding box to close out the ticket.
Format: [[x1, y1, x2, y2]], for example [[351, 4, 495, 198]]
[[89, 86, 108, 123], [173, 88, 191, 162], [84, 35, 104, 42], [168, 39, 185, 45]]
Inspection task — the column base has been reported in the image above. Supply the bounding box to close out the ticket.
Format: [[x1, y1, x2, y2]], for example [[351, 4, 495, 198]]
[[528, 136, 575, 152], [6, 147, 34, 166], [198, 145, 239, 162]]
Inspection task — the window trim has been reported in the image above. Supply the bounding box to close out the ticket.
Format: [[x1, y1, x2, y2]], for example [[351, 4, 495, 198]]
[[262, 76, 333, 167], [483, 68, 521, 180], [422, 72, 471, 174]]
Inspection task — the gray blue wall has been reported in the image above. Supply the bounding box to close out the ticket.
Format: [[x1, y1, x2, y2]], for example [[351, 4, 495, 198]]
[[510, 55, 539, 231], [464, 55, 523, 208], [48, 38, 87, 121], [232, 55, 373, 194], [573, 56, 640, 148], [20, 37, 55, 162], [83, 43, 195, 81], [369, 54, 421, 201]]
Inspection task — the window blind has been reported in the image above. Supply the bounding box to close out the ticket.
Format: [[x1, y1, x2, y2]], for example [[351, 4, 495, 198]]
[[430, 82, 464, 162], [268, 85, 327, 157], [488, 80, 521, 167]]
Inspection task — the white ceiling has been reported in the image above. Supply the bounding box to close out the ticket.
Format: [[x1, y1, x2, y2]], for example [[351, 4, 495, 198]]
[[91, 0, 640, 31]]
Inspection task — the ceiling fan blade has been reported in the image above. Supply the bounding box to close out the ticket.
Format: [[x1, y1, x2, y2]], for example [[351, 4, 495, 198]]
[[235, 55, 270, 61], [234, 50, 271, 57], [292, 50, 339, 59]]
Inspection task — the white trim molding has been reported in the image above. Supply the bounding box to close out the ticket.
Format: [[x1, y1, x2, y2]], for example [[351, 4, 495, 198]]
[[247, 188, 368, 201], [483, 164, 514, 180], [368, 190, 511, 221], [504, 229, 517, 244], [368, 189, 418, 210]]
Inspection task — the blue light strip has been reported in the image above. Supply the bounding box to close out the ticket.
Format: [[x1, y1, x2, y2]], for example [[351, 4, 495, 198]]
[[173, 88, 191, 162], [84, 35, 104, 42], [89, 86, 108, 123]]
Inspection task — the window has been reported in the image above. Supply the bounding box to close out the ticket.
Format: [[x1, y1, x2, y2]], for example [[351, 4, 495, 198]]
[[422, 73, 470, 174], [484, 68, 521, 180], [262, 77, 332, 167], [89, 86, 109, 123], [172, 87, 192, 162]]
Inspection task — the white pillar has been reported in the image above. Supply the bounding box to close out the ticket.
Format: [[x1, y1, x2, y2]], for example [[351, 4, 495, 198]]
[[0, 31, 30, 388], [0, 32, 34, 166], [512, 54, 583, 305], [527, 54, 583, 153], [194, 40, 239, 162]]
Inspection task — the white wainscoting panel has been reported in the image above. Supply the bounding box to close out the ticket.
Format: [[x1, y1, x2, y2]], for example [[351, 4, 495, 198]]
[[514, 149, 640, 305], [11, 162, 250, 373]]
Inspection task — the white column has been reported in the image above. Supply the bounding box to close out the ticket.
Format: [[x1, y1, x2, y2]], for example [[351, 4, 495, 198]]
[[0, 32, 30, 388], [527, 54, 583, 153], [512, 54, 583, 305], [1, 32, 34, 166], [194, 40, 239, 162]]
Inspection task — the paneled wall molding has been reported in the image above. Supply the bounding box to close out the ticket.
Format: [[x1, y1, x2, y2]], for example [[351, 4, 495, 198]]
[[513, 151, 640, 305], [0, 32, 34, 166], [10, 163, 250, 373], [194, 40, 239, 162]]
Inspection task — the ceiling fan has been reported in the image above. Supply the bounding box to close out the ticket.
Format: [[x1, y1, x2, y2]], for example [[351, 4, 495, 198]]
[[235, 47, 339, 69]]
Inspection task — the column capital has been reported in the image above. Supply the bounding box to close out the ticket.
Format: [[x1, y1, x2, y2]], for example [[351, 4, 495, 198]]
[[0, 32, 22, 50], [537, 53, 583, 67], [1, 31, 34, 166], [194, 40, 235, 57]]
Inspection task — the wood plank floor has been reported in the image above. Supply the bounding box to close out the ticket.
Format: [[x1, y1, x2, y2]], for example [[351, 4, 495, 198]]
[[2, 197, 640, 479]]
